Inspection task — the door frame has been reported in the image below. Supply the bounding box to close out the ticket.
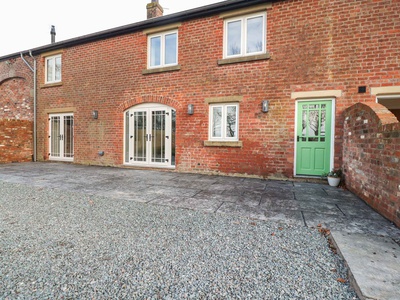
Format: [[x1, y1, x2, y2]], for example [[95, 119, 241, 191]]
[[48, 112, 74, 162], [293, 98, 335, 177], [123, 103, 176, 169]]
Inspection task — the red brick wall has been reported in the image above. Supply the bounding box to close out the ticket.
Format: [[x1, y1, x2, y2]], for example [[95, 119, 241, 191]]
[[0, 120, 33, 163], [31, 0, 400, 178], [343, 102, 400, 227], [0, 57, 34, 163]]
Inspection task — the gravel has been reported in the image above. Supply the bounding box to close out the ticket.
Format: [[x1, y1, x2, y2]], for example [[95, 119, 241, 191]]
[[0, 181, 358, 299]]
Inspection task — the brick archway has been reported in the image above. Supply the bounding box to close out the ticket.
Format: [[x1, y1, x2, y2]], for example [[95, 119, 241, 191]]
[[118, 94, 183, 112]]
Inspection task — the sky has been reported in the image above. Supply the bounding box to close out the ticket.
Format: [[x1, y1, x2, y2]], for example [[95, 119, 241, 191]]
[[0, 0, 223, 57]]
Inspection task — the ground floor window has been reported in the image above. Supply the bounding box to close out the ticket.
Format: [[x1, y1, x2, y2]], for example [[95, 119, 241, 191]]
[[209, 103, 239, 141], [124, 103, 175, 168]]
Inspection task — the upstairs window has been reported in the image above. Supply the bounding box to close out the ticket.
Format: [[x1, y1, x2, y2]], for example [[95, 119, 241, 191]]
[[45, 54, 62, 84], [224, 12, 266, 58], [148, 30, 178, 68], [209, 103, 239, 141]]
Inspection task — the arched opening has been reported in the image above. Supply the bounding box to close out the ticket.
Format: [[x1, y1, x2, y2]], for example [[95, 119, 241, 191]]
[[124, 103, 176, 168]]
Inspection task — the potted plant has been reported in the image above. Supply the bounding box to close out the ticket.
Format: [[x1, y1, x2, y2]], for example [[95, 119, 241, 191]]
[[322, 168, 342, 187]]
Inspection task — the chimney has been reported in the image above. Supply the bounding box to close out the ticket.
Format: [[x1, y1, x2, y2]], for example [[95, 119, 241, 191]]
[[146, 0, 163, 19], [50, 25, 56, 44]]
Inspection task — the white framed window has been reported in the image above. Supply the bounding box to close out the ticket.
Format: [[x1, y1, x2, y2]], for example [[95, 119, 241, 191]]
[[45, 54, 62, 84], [148, 30, 178, 68], [209, 103, 239, 141], [224, 12, 266, 58]]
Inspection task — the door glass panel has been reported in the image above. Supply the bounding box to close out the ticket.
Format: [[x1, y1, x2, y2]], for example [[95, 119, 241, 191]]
[[308, 110, 319, 137], [125, 112, 129, 163], [63, 116, 74, 158], [171, 110, 176, 166], [51, 116, 60, 157], [152, 111, 166, 163], [301, 111, 307, 137], [134, 111, 146, 162], [320, 110, 326, 138]]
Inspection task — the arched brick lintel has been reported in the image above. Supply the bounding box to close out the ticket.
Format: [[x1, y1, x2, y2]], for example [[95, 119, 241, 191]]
[[118, 95, 183, 112]]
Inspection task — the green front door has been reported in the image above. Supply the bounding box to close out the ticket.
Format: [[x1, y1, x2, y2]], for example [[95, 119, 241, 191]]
[[296, 100, 332, 176]]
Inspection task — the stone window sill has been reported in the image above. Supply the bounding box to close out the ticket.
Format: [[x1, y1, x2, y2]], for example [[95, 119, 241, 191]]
[[40, 82, 62, 89], [204, 140, 243, 148], [142, 65, 181, 75], [217, 53, 270, 66]]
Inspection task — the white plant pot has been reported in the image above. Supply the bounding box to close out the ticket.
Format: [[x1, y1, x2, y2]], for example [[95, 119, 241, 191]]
[[327, 176, 340, 187]]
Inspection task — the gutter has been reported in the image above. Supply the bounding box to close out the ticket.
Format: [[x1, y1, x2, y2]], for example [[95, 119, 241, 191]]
[[20, 51, 37, 162]]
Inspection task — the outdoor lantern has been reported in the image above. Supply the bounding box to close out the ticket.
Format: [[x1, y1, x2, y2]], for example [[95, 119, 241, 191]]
[[262, 100, 269, 113], [92, 110, 98, 119], [188, 104, 194, 115]]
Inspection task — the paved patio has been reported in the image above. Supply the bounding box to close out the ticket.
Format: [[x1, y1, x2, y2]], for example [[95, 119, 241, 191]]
[[0, 162, 399, 299]]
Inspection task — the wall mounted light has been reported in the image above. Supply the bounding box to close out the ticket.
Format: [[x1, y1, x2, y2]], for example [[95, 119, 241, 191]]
[[262, 100, 269, 113], [188, 104, 194, 115], [92, 110, 98, 119], [98, 151, 104, 156]]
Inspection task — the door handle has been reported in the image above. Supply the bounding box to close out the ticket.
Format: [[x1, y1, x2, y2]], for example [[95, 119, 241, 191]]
[[297, 136, 300, 142]]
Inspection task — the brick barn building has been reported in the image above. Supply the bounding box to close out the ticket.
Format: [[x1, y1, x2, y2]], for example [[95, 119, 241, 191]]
[[1, 0, 399, 224]]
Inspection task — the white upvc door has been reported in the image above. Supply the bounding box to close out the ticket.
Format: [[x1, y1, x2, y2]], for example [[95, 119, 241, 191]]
[[48, 113, 74, 161], [124, 104, 175, 168]]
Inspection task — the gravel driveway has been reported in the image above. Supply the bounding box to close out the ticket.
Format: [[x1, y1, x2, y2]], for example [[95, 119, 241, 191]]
[[0, 181, 357, 299]]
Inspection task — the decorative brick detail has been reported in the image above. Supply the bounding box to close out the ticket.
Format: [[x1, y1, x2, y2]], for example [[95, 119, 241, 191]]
[[343, 102, 400, 227], [0, 120, 33, 163], [118, 95, 183, 112]]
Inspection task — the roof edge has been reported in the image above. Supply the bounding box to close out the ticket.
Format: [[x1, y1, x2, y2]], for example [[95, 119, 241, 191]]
[[0, 0, 269, 61]]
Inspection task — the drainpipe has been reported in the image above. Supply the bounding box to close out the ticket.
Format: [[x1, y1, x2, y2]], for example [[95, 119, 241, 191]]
[[20, 51, 37, 162]]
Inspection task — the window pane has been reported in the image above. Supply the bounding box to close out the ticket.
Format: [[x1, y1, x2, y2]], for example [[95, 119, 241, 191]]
[[212, 107, 222, 137], [150, 36, 161, 67], [165, 33, 177, 65], [227, 20, 241, 56], [55, 56, 61, 81], [247, 16, 263, 54], [47, 58, 54, 82], [226, 106, 237, 138]]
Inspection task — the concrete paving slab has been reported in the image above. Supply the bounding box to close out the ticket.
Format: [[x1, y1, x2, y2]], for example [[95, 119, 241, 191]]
[[331, 232, 400, 300], [261, 189, 295, 200], [263, 209, 305, 226], [217, 202, 267, 220]]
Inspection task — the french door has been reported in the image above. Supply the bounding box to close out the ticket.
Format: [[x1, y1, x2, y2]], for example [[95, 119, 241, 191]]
[[125, 104, 175, 167], [295, 100, 333, 176], [48, 113, 74, 161]]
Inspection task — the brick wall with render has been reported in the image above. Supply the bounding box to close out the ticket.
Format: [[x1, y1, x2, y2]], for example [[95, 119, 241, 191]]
[[0, 57, 34, 163], [343, 102, 400, 227], [29, 0, 400, 178]]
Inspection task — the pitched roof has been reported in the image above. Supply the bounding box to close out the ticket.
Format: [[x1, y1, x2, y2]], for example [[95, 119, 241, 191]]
[[0, 0, 268, 60]]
